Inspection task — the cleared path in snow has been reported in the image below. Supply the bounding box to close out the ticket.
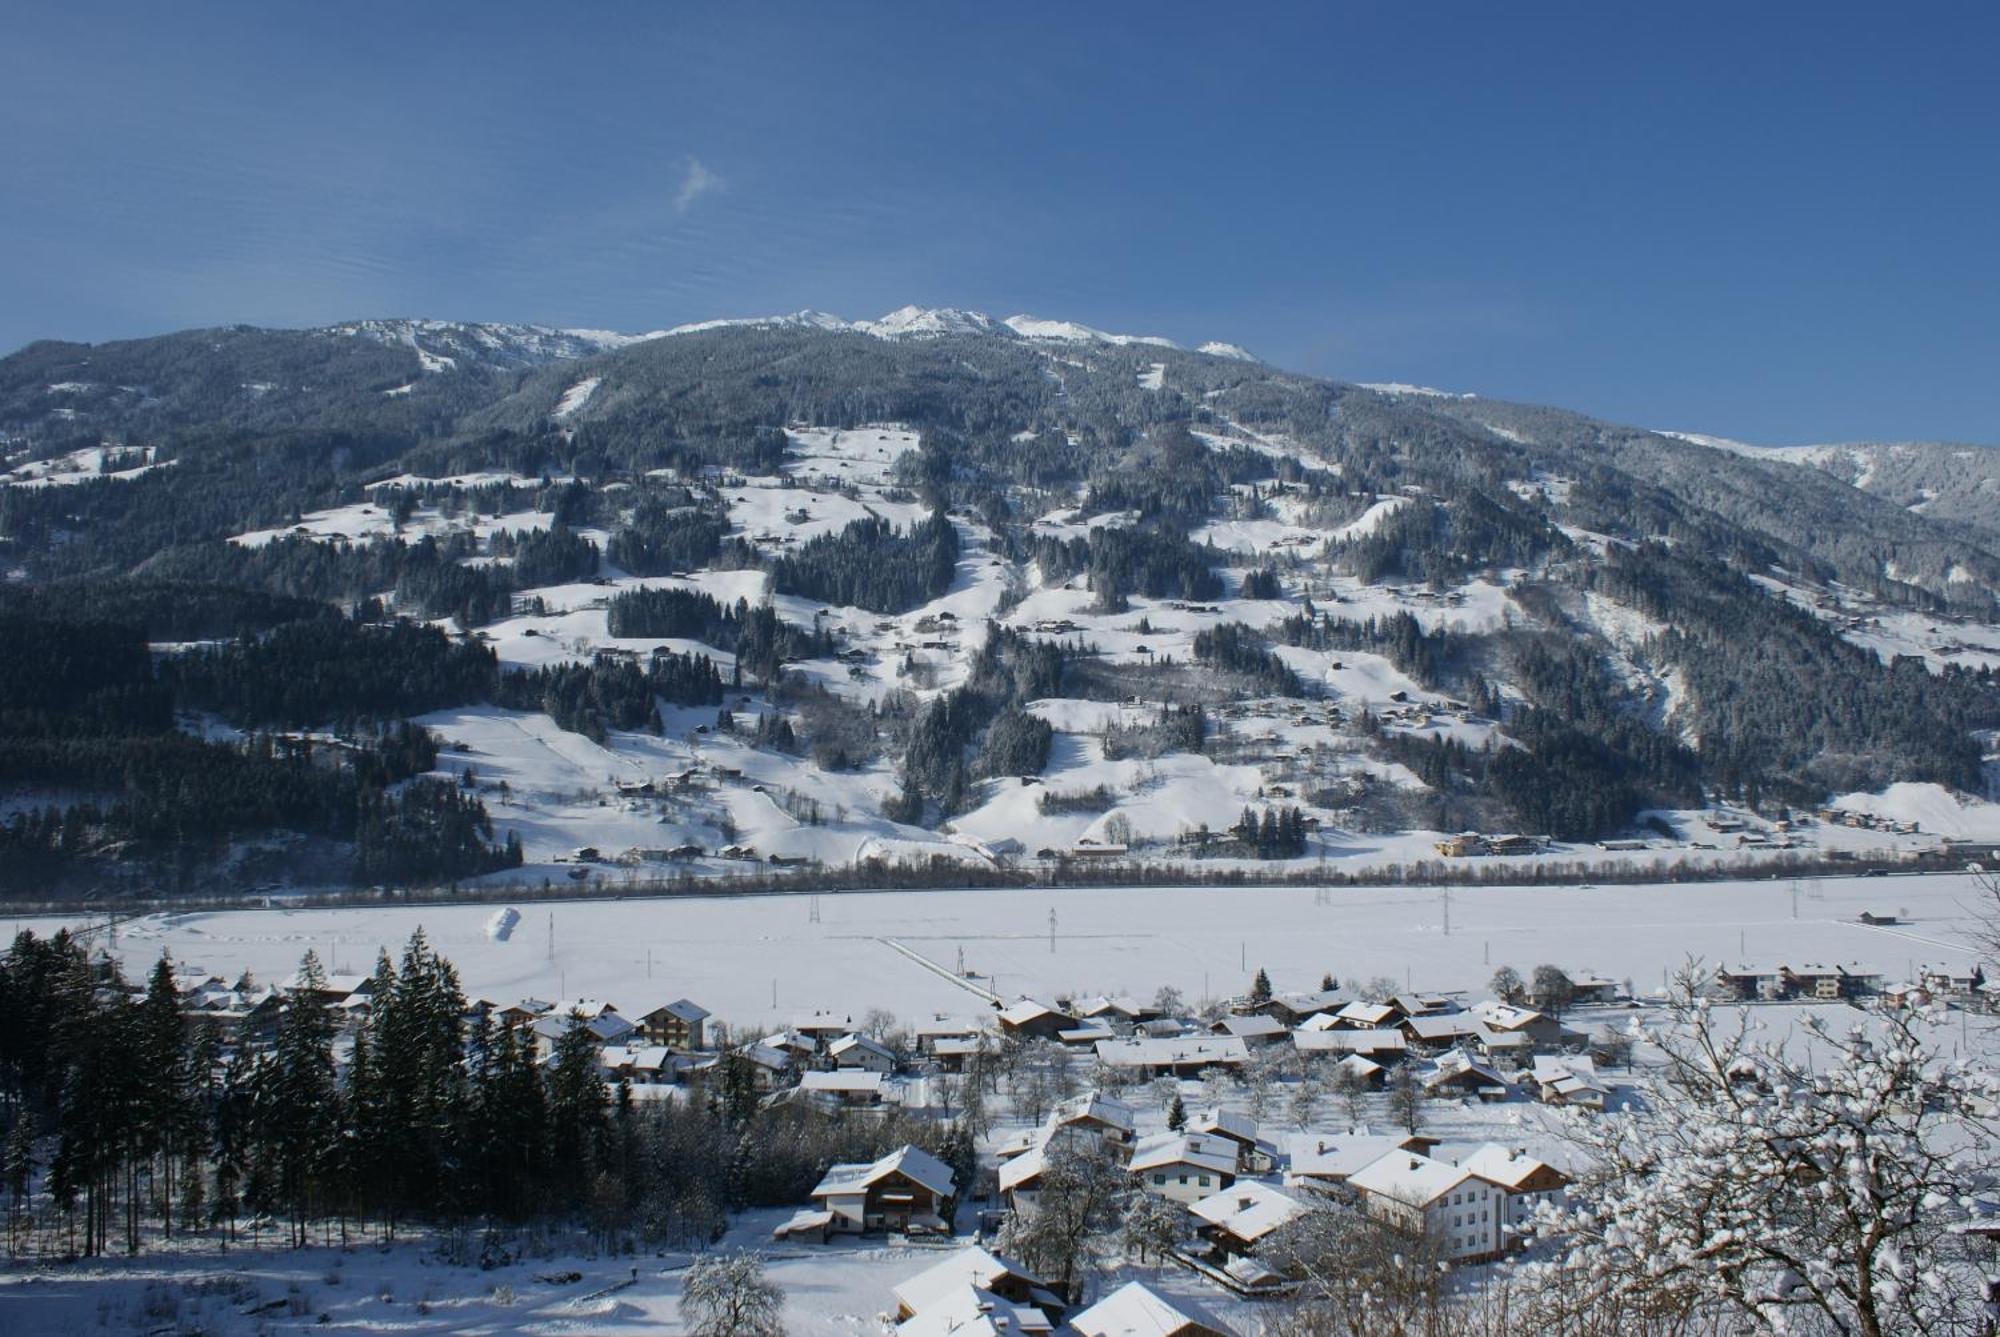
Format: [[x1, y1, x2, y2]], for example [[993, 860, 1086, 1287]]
[[878, 937, 1002, 1006]]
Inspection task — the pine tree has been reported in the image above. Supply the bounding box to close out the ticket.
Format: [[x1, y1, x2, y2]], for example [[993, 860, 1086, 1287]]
[[1166, 1094, 1186, 1131], [1250, 967, 1273, 1004], [262, 950, 339, 1247]]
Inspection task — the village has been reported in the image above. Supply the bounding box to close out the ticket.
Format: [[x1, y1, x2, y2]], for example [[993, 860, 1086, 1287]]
[[118, 926, 1998, 1337]]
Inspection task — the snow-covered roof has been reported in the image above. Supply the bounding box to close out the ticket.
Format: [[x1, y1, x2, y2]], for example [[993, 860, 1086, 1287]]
[[1189, 1108, 1259, 1144], [1094, 1036, 1249, 1069], [1069, 1281, 1232, 1337], [1404, 1012, 1482, 1041], [1470, 1000, 1548, 1031], [1054, 1091, 1137, 1133], [892, 1246, 1046, 1318], [1285, 1132, 1426, 1182], [813, 1145, 957, 1199], [1129, 1133, 1238, 1177], [830, 1032, 895, 1059], [1347, 1151, 1479, 1208], [1334, 1000, 1397, 1026], [1213, 1015, 1286, 1039], [1189, 1181, 1308, 1243], [1292, 1027, 1405, 1054], [644, 998, 710, 1022], [999, 998, 1067, 1026], [1462, 1144, 1566, 1192], [798, 1070, 886, 1095], [897, 1285, 1052, 1337]]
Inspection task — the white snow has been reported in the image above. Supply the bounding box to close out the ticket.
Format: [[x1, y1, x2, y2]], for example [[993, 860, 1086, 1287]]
[[21, 871, 1990, 1035], [553, 375, 603, 419], [1358, 382, 1474, 400]]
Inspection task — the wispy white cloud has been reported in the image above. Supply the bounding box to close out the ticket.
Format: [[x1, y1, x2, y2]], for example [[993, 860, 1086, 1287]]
[[674, 157, 723, 215]]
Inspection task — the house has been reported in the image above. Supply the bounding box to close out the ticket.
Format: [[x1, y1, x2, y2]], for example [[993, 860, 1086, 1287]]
[[1129, 1133, 1238, 1204], [1346, 1151, 1505, 1262], [914, 1017, 985, 1054], [792, 1070, 889, 1109], [1068, 1282, 1235, 1337], [634, 998, 710, 1049], [1460, 1145, 1569, 1242], [1782, 963, 1858, 1001], [1076, 994, 1155, 1026], [1249, 988, 1347, 1027], [930, 1035, 992, 1073], [1422, 1051, 1512, 1101], [1566, 974, 1622, 1006], [1209, 1014, 1287, 1047], [1330, 1054, 1386, 1088], [830, 1032, 898, 1073], [1470, 1000, 1561, 1049], [1188, 1109, 1275, 1175], [891, 1246, 1061, 1323], [1879, 980, 1932, 1009], [1402, 1011, 1483, 1049], [1283, 1130, 1438, 1191], [497, 998, 554, 1028], [1189, 1181, 1309, 1258], [1050, 1092, 1138, 1156], [1435, 833, 1486, 858], [896, 1286, 1053, 1337], [1093, 1036, 1248, 1079], [1293, 1027, 1407, 1062], [528, 1008, 636, 1058], [1530, 1054, 1610, 1111], [775, 1145, 957, 1240], [998, 999, 1077, 1041], [1057, 1023, 1120, 1048], [793, 1010, 857, 1047], [1712, 963, 1788, 1002], [596, 1044, 680, 1085], [1328, 1000, 1398, 1030], [732, 1042, 797, 1091]]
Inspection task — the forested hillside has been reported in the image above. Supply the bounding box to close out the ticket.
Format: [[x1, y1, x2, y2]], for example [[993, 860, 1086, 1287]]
[[2, 308, 1996, 896]]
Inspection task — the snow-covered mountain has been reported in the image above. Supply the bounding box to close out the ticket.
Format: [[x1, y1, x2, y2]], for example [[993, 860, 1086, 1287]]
[[327, 318, 665, 373]]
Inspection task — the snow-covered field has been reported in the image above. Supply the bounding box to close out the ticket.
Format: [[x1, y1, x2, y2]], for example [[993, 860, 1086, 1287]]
[[18, 872, 1986, 1035]]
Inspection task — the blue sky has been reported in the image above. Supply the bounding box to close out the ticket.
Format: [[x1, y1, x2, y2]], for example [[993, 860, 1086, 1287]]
[[3, 3, 1995, 444]]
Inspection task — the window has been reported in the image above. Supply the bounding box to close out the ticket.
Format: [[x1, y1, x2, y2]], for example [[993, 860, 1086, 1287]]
[[1153, 1174, 1165, 1186], [1199, 1176, 1211, 1187]]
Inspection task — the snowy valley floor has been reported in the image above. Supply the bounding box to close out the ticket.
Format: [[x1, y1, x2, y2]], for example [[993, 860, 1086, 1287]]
[[11, 870, 1987, 1035]]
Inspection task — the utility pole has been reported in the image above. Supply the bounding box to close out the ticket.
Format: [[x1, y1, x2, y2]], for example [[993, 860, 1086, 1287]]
[[1483, 939, 1490, 966], [1049, 908, 1057, 955], [1790, 881, 1799, 919], [1442, 889, 1452, 937], [547, 911, 555, 962]]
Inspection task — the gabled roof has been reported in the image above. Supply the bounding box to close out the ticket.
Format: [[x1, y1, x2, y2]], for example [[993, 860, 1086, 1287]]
[[1334, 1000, 1397, 1027], [915, 1016, 983, 1037], [1346, 1151, 1476, 1209], [1462, 1144, 1567, 1192], [897, 1285, 1052, 1337], [645, 998, 710, 1022], [830, 1032, 895, 1060], [1404, 1012, 1481, 1041], [1284, 1131, 1426, 1182], [1069, 1281, 1233, 1337], [1188, 1108, 1259, 1145], [1213, 1015, 1286, 1039], [1054, 1091, 1137, 1133], [798, 1070, 886, 1094], [1189, 1181, 1308, 1243], [1129, 1133, 1237, 1177], [998, 998, 1069, 1026], [1424, 1051, 1509, 1089], [1292, 1027, 1404, 1054], [892, 1246, 1047, 1318], [812, 1144, 957, 1199], [1471, 1000, 1549, 1031], [1094, 1036, 1249, 1068]]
